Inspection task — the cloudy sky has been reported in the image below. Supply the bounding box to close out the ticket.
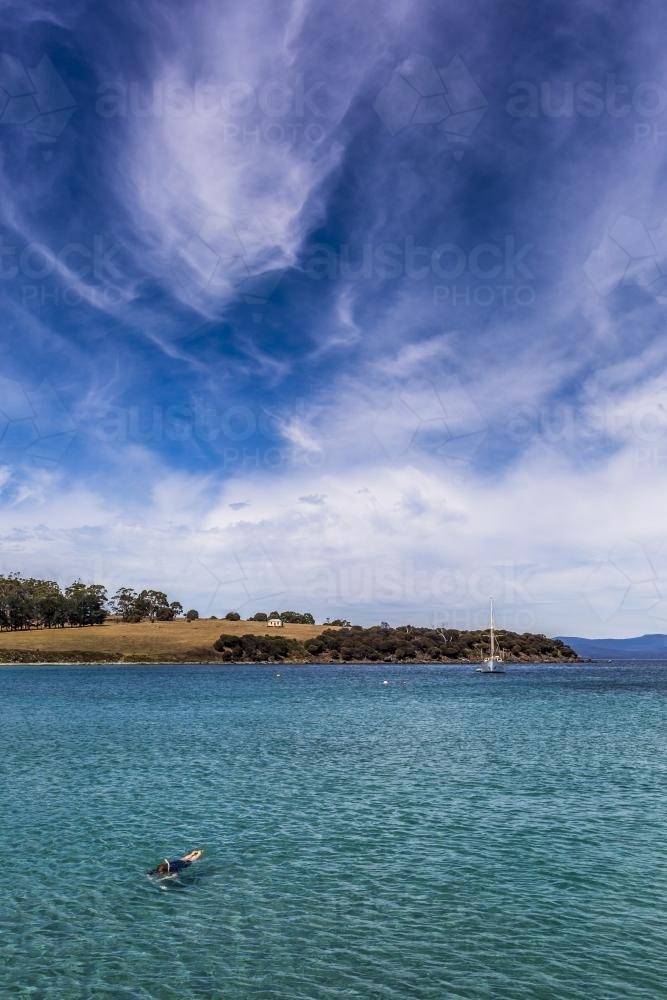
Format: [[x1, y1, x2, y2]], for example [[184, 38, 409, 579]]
[[2, 0, 667, 636]]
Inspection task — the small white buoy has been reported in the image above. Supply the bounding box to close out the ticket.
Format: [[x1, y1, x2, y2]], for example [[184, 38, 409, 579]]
[[382, 679, 389, 685]]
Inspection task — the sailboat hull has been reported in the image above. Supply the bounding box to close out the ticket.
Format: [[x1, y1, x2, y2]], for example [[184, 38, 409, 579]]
[[475, 599, 506, 673], [475, 654, 505, 673]]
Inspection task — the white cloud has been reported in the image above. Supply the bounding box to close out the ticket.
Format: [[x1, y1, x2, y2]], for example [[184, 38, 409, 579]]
[[104, 0, 351, 330], [3, 382, 664, 636]]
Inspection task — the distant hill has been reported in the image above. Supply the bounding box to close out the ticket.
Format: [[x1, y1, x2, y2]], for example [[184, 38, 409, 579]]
[[558, 634, 667, 660]]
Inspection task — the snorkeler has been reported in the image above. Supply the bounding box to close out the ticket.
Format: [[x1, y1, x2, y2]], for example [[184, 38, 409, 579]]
[[148, 848, 203, 877]]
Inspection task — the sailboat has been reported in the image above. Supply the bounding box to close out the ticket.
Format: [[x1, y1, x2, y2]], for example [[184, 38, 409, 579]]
[[475, 597, 505, 674]]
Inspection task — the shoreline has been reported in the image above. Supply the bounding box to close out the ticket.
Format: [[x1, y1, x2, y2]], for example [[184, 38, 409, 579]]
[[0, 621, 578, 665], [0, 656, 583, 667]]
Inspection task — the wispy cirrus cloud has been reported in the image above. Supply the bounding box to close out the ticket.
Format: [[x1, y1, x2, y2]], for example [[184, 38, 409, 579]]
[[3, 0, 667, 636]]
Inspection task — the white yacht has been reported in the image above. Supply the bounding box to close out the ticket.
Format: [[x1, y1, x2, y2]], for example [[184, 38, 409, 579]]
[[475, 597, 505, 674]]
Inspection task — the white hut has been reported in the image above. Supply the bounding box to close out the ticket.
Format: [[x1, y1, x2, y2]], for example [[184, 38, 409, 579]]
[[267, 617, 283, 627]]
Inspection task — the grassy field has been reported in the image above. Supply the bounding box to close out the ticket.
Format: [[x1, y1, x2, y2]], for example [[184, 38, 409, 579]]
[[0, 618, 330, 663]]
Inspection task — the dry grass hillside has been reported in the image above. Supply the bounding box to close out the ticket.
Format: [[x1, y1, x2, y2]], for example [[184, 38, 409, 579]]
[[0, 618, 331, 663]]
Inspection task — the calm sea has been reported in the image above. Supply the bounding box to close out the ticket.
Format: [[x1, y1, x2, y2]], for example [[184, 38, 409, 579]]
[[2, 662, 666, 1000]]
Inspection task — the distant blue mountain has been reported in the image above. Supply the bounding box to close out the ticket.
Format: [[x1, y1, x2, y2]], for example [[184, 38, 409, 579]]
[[558, 634, 667, 659]]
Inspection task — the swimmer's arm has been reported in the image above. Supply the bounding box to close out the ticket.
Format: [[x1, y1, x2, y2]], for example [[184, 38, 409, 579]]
[[181, 849, 203, 862]]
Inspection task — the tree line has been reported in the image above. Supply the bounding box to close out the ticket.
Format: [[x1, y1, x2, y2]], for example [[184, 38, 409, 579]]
[[0, 573, 322, 633], [302, 626, 578, 662], [0, 576, 108, 630], [223, 610, 316, 624], [0, 574, 199, 631], [213, 625, 579, 663]]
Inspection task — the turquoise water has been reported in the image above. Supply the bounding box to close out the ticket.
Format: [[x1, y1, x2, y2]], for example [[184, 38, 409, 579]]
[[2, 662, 667, 1000]]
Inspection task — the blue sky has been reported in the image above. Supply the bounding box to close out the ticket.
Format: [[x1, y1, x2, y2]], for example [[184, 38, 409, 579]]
[[2, 0, 667, 635]]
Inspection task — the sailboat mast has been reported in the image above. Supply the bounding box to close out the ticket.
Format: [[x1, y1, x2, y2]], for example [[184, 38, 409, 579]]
[[489, 597, 495, 660]]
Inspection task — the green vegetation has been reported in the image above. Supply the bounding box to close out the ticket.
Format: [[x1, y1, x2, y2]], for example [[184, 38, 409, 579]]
[[278, 611, 316, 624], [213, 633, 308, 662], [245, 610, 316, 624], [0, 574, 578, 665], [213, 625, 578, 663], [0, 575, 108, 630], [111, 588, 183, 622], [0, 574, 187, 632], [0, 648, 124, 663]]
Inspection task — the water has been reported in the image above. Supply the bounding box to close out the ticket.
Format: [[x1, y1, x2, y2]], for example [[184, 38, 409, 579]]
[[2, 662, 667, 1000]]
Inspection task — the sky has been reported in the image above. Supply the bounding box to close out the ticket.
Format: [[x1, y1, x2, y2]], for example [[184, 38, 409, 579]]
[[2, 0, 667, 636]]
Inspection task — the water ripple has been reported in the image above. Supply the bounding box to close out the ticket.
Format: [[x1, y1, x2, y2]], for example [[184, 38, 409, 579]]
[[1, 662, 667, 999]]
